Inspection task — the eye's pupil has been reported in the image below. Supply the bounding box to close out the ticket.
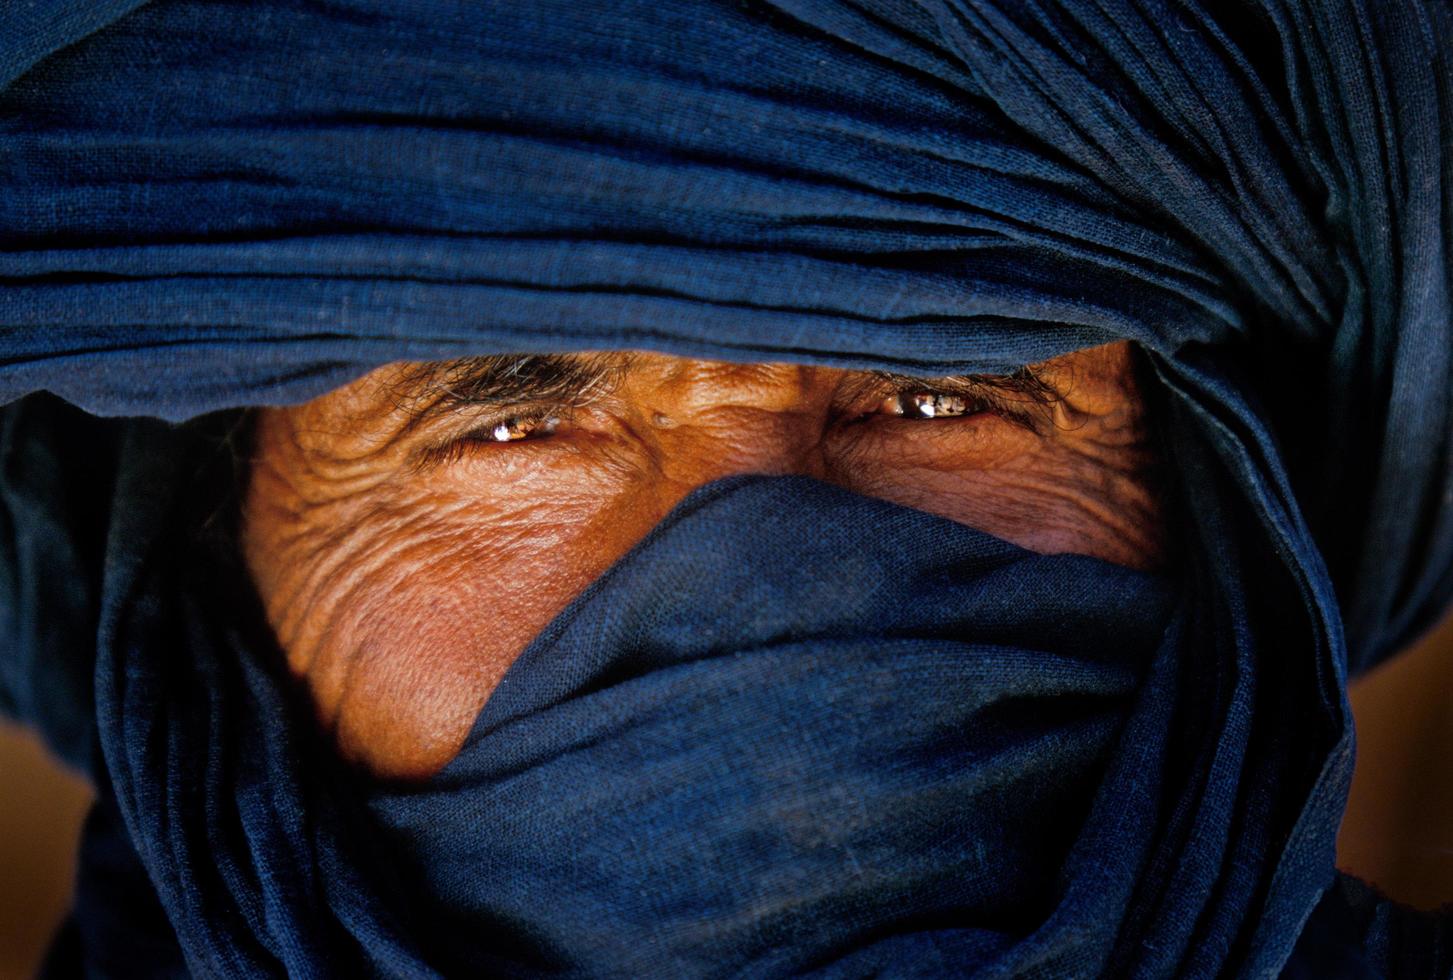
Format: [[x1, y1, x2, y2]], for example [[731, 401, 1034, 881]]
[[904, 393, 968, 419], [488, 416, 560, 442]]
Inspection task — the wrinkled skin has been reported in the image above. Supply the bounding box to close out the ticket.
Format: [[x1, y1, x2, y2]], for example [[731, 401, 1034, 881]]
[[242, 340, 1164, 779]]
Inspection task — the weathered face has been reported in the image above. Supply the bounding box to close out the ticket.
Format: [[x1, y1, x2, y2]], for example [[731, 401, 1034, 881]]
[[241, 340, 1164, 779]]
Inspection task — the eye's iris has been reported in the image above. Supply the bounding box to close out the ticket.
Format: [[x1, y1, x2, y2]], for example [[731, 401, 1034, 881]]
[[487, 415, 560, 442], [882, 393, 974, 419]]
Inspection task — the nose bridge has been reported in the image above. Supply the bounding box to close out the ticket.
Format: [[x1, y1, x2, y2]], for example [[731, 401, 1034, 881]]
[[660, 360, 818, 415], [646, 360, 831, 490]]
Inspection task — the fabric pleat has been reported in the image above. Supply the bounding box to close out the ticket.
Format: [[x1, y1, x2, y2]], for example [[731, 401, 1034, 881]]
[[0, 1, 1449, 975]]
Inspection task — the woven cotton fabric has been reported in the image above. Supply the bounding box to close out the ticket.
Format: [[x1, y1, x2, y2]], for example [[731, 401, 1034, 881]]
[[1, 1, 1450, 975]]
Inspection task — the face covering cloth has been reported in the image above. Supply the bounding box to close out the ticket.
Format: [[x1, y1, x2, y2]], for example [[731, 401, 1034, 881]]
[[0, 0, 1450, 976]]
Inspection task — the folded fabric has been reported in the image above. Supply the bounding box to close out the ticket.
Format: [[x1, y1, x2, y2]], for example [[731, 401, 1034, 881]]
[[1, 1, 1450, 975]]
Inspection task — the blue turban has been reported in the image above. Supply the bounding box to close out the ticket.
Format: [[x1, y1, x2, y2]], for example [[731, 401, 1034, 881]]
[[1, 1, 1449, 975]]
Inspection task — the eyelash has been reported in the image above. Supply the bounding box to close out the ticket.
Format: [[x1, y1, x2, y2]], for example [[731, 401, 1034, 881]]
[[874, 391, 993, 421], [477, 412, 561, 443]]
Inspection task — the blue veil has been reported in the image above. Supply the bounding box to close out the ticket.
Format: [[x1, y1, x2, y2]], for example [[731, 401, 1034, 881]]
[[1, 1, 1450, 975]]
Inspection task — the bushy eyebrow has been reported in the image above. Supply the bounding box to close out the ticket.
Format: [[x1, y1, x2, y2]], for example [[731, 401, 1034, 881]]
[[857, 365, 1059, 404], [389, 353, 628, 429]]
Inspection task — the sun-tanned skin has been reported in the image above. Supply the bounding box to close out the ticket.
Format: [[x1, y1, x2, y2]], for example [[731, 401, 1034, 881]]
[[241, 340, 1164, 780]]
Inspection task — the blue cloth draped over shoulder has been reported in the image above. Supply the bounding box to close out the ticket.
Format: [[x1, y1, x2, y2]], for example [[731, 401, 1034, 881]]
[[0, 1, 1450, 976]]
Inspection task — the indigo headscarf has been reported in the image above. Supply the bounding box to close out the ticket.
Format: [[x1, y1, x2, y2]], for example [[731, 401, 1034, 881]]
[[1, 1, 1450, 976]]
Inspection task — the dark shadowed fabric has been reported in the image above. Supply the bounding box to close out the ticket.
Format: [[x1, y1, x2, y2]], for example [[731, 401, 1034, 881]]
[[0, 1, 1449, 977]]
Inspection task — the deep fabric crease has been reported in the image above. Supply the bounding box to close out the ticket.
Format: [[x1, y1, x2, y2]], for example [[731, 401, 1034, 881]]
[[0, 0, 1450, 976]]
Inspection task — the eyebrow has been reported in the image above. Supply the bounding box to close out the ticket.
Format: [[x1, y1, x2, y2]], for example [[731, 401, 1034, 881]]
[[389, 353, 628, 430]]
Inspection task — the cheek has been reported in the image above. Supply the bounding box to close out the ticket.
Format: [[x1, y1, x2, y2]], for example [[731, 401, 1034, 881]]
[[246, 458, 659, 780], [322, 529, 594, 777], [828, 421, 1163, 570]]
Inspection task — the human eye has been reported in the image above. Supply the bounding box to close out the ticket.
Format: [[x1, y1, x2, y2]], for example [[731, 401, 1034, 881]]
[[468, 410, 562, 443], [827, 372, 1058, 475], [415, 406, 569, 467], [875, 391, 991, 420], [854, 368, 1059, 433]]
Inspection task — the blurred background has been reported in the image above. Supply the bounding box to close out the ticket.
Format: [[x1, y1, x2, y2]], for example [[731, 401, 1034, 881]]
[[0, 721, 90, 980], [2, 608, 1451, 977]]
